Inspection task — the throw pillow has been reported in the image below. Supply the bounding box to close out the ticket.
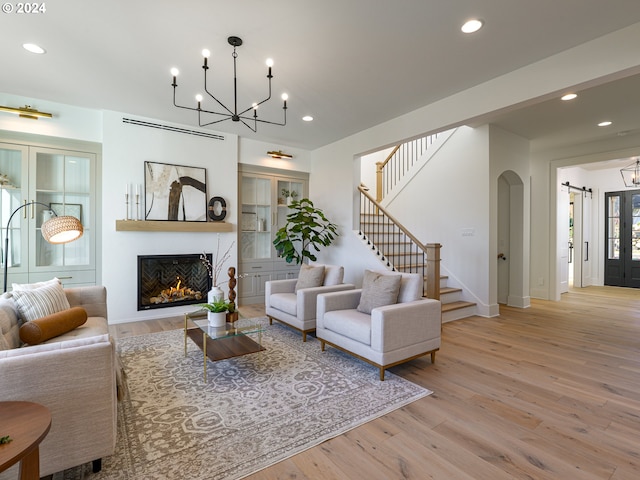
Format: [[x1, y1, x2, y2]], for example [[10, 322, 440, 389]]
[[12, 277, 61, 291], [294, 264, 325, 292], [12, 281, 71, 322], [19, 306, 88, 345], [357, 270, 402, 314]]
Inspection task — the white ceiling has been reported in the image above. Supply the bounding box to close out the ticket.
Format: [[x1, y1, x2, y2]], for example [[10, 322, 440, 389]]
[[2, 0, 640, 151]]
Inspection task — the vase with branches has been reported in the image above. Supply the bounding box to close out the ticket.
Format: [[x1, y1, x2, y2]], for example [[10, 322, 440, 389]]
[[200, 234, 235, 302]]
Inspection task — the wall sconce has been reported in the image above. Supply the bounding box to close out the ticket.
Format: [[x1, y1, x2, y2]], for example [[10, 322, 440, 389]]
[[267, 150, 293, 159], [0, 105, 53, 120]]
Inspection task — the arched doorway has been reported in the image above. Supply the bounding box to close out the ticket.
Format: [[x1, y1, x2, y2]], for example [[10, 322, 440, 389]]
[[497, 170, 528, 307]]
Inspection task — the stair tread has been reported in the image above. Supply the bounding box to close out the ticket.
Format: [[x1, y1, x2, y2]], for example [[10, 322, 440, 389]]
[[440, 287, 462, 294], [441, 300, 476, 312]]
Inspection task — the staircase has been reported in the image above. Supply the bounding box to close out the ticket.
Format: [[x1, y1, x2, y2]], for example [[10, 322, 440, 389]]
[[358, 210, 476, 322], [359, 131, 476, 321]]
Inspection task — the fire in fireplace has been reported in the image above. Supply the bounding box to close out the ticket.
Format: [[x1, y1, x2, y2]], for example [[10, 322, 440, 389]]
[[138, 254, 212, 310]]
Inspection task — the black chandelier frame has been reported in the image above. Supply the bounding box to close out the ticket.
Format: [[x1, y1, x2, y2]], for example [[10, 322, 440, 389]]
[[171, 36, 287, 132]]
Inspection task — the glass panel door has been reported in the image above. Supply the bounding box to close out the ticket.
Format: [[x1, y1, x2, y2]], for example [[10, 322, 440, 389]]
[[0, 143, 28, 281], [31, 147, 93, 269], [605, 190, 640, 287], [240, 175, 272, 260]]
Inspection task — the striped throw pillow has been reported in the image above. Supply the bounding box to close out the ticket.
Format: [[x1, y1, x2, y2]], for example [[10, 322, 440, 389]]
[[12, 281, 71, 322]]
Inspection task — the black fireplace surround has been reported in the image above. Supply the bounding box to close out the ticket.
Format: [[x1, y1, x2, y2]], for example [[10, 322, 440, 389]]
[[138, 254, 212, 310]]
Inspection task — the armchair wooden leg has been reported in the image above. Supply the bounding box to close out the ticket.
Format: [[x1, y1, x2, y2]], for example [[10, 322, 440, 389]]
[[92, 458, 102, 473], [320, 340, 325, 351], [302, 331, 307, 342], [379, 368, 385, 381], [431, 351, 436, 363], [268, 316, 273, 325]]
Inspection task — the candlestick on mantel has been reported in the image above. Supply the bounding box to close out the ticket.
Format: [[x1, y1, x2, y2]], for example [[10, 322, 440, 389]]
[[125, 183, 130, 220]]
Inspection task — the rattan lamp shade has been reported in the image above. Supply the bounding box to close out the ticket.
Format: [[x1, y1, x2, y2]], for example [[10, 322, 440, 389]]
[[41, 216, 84, 244]]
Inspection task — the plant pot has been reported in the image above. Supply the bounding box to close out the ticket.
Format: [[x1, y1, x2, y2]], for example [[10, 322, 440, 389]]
[[286, 196, 292, 205], [208, 311, 227, 328], [208, 286, 224, 303]]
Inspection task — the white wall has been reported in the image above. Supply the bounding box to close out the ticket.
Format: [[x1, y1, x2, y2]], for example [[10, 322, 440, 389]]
[[489, 125, 530, 309], [0, 93, 102, 142], [102, 111, 239, 323], [238, 137, 311, 173]]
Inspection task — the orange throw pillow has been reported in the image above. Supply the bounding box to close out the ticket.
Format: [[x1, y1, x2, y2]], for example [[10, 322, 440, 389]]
[[19, 307, 88, 345]]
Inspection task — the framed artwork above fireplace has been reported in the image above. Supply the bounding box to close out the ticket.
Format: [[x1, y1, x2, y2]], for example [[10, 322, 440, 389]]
[[144, 161, 207, 221]]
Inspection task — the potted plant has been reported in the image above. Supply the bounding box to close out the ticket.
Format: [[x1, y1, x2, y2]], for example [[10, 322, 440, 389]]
[[281, 189, 299, 205], [280, 188, 290, 205], [273, 198, 339, 264], [200, 298, 233, 327]]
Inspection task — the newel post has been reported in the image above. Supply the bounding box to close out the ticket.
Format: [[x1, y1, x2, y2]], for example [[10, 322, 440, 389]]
[[425, 243, 441, 300], [375, 162, 383, 203]]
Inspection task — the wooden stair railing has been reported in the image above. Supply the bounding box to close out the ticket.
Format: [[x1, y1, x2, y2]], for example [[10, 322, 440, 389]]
[[359, 184, 440, 300], [376, 133, 439, 203]]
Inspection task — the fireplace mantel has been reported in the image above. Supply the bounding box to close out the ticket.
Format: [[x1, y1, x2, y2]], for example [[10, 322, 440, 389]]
[[116, 220, 233, 233]]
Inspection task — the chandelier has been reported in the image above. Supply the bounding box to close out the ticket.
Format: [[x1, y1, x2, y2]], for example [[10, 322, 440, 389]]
[[170, 36, 288, 132], [620, 158, 640, 187]]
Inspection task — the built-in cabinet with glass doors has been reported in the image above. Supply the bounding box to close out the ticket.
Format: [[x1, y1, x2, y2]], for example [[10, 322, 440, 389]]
[[238, 165, 308, 304], [0, 139, 98, 289]]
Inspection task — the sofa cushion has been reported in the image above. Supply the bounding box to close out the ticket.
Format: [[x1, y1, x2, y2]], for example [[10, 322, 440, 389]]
[[397, 273, 423, 303], [19, 306, 88, 345], [0, 297, 20, 350], [357, 270, 402, 314], [323, 309, 372, 345], [270, 293, 297, 316], [295, 264, 325, 292], [12, 281, 71, 322], [322, 265, 344, 286]]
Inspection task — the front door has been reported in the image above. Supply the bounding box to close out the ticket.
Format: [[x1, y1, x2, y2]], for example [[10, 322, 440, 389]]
[[604, 190, 640, 287]]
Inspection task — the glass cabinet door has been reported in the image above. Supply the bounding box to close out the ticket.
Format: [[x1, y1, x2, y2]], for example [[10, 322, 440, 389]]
[[240, 174, 273, 260], [30, 147, 94, 270], [276, 179, 304, 232], [0, 143, 29, 281]]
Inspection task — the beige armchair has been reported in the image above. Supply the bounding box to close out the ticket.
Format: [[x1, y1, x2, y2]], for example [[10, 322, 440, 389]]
[[266, 263, 355, 341], [316, 270, 441, 380]]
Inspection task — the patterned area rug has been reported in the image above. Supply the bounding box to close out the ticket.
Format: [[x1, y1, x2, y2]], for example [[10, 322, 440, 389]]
[[55, 317, 432, 480]]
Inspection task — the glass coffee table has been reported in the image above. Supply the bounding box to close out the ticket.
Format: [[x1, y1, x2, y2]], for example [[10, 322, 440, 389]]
[[184, 310, 265, 381]]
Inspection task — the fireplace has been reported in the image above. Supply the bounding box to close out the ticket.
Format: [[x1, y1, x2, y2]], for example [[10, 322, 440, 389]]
[[138, 254, 212, 310]]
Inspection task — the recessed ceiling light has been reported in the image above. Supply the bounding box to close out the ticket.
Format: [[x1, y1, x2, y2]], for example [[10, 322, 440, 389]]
[[302, 115, 313, 122], [23, 43, 46, 54], [598, 121, 612, 127], [461, 19, 484, 34], [561, 93, 577, 101]]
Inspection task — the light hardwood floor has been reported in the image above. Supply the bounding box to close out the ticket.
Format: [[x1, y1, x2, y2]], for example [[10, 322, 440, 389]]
[[110, 287, 640, 479]]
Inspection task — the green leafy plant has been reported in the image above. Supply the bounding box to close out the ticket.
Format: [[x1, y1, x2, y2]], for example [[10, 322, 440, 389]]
[[0, 435, 12, 444], [273, 198, 339, 264], [199, 298, 233, 313]]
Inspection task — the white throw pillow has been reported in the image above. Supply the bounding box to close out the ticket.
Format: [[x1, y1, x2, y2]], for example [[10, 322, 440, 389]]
[[12, 281, 70, 322], [12, 277, 61, 291]]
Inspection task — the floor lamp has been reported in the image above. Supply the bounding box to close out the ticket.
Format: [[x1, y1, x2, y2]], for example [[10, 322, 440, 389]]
[[3, 201, 84, 293]]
